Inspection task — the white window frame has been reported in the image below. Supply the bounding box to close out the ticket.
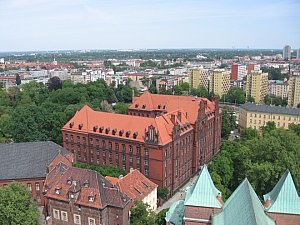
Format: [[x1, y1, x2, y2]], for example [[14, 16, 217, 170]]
[[53, 209, 60, 220], [74, 214, 81, 224], [61, 211, 68, 221], [88, 217, 96, 225]]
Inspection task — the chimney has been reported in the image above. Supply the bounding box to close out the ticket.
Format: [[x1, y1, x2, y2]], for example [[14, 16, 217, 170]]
[[178, 111, 182, 122], [130, 168, 134, 173], [264, 196, 272, 209], [170, 114, 175, 124]]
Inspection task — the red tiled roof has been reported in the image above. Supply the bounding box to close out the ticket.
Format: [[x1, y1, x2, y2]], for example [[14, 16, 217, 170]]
[[129, 91, 218, 122], [62, 105, 193, 145], [44, 164, 129, 209], [106, 169, 157, 202]]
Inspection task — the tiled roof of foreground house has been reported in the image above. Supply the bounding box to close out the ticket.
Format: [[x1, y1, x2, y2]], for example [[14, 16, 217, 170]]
[[263, 169, 300, 215], [63, 105, 193, 145], [212, 179, 276, 225], [106, 169, 157, 202], [0, 141, 72, 180], [44, 163, 130, 209]]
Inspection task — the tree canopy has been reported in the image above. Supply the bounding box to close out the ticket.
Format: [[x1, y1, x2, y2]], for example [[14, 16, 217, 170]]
[[209, 123, 300, 201], [74, 163, 127, 178], [0, 182, 40, 225]]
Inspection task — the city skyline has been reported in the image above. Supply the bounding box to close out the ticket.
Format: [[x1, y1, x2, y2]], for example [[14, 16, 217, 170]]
[[1, 0, 300, 52]]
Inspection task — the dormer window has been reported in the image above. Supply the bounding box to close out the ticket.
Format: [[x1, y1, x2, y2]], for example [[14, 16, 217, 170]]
[[119, 129, 124, 136], [93, 125, 98, 132], [69, 122, 74, 128], [158, 104, 161, 109], [135, 104, 139, 108], [89, 196, 94, 202], [126, 130, 131, 137], [55, 190, 60, 194], [67, 176, 73, 185], [142, 104, 146, 109], [78, 123, 83, 130], [133, 132, 138, 139], [105, 127, 110, 134], [84, 180, 90, 188], [112, 128, 117, 135], [99, 126, 104, 133], [70, 194, 74, 199]]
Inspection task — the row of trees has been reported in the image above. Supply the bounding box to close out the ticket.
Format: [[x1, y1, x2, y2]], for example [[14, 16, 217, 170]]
[[0, 78, 138, 144], [209, 122, 300, 201]]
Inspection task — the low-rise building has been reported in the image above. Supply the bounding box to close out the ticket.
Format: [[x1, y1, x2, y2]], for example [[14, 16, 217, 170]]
[[44, 163, 130, 225], [268, 80, 289, 98], [238, 102, 300, 131], [106, 168, 158, 211], [0, 141, 73, 206]]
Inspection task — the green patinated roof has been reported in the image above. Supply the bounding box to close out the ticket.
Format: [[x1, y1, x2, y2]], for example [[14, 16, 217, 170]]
[[263, 169, 300, 215], [184, 165, 222, 208], [212, 179, 275, 225], [165, 200, 185, 225]]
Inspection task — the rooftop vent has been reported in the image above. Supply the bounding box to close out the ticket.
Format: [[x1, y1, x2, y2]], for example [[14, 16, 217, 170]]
[[142, 104, 146, 109], [93, 125, 98, 132], [158, 104, 161, 109], [69, 122, 74, 128]]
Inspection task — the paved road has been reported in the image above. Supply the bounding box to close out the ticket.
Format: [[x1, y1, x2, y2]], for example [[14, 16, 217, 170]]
[[156, 173, 199, 213]]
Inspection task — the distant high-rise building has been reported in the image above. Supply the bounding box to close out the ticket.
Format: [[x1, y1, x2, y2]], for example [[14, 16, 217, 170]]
[[297, 48, 300, 59], [231, 64, 247, 80], [188, 68, 209, 90], [209, 69, 230, 97], [288, 72, 300, 107], [283, 45, 292, 61], [246, 70, 268, 103], [247, 63, 260, 74]]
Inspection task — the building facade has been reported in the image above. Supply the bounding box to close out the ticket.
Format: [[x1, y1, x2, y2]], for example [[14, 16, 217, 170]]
[[62, 92, 222, 195], [288, 72, 300, 107], [209, 69, 230, 97], [247, 63, 260, 74], [0, 141, 73, 206], [283, 45, 292, 61], [44, 163, 130, 225], [268, 80, 289, 98], [246, 70, 268, 103], [188, 68, 209, 90], [238, 102, 300, 131], [231, 64, 246, 81]]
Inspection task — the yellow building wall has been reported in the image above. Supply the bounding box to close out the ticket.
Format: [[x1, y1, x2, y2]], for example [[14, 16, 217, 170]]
[[288, 73, 300, 107], [239, 108, 300, 131]]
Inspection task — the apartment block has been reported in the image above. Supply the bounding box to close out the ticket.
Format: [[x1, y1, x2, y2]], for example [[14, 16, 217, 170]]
[[231, 64, 247, 80], [238, 102, 300, 131], [209, 69, 230, 97], [247, 63, 260, 73], [288, 72, 300, 107], [188, 68, 209, 90], [268, 80, 289, 98], [246, 70, 268, 103]]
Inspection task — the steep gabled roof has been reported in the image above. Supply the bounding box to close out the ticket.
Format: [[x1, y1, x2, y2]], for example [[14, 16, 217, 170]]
[[63, 105, 193, 145], [44, 165, 129, 209], [185, 165, 222, 208], [165, 200, 185, 225], [263, 169, 300, 215], [106, 169, 157, 202], [0, 141, 70, 180], [129, 91, 218, 123], [212, 179, 275, 225]]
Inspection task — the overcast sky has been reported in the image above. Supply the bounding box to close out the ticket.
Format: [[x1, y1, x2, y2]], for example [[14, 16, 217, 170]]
[[1, 0, 299, 52]]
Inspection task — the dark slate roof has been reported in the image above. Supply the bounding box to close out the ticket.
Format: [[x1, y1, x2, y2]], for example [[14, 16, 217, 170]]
[[0, 141, 70, 180], [240, 102, 300, 116]]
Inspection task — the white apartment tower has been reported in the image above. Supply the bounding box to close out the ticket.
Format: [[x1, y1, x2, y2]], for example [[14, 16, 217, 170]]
[[283, 45, 291, 61]]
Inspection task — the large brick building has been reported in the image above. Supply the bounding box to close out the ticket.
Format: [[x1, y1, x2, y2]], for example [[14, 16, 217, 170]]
[[0, 141, 73, 206], [62, 92, 222, 195]]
